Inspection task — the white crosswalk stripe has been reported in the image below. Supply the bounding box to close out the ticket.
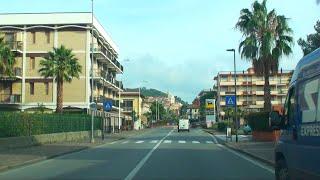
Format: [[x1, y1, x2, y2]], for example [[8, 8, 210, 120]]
[[206, 141, 213, 144], [178, 140, 186, 143], [135, 140, 144, 144], [150, 140, 158, 143], [163, 140, 172, 143], [192, 141, 200, 144]]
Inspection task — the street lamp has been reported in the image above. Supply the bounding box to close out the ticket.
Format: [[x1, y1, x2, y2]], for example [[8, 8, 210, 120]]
[[226, 48, 238, 143], [139, 80, 148, 129], [90, 0, 95, 143]]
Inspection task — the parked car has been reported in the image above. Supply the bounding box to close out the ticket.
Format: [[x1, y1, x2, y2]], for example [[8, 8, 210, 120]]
[[242, 125, 252, 135], [270, 48, 320, 180]]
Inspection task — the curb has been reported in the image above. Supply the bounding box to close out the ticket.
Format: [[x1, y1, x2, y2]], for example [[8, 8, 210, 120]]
[[0, 136, 128, 173], [203, 129, 275, 167]]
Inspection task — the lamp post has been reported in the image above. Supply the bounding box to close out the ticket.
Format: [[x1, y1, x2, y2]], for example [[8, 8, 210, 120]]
[[90, 0, 95, 143], [226, 48, 238, 143]]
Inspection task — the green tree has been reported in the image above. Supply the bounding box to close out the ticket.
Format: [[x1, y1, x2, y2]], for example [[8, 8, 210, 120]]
[[150, 101, 165, 120], [39, 45, 82, 113], [298, 20, 320, 56], [0, 37, 15, 76], [236, 0, 293, 112]]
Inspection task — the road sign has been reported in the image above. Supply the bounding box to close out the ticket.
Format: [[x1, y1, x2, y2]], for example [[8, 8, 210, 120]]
[[225, 95, 236, 107], [205, 99, 215, 109], [103, 100, 113, 112]]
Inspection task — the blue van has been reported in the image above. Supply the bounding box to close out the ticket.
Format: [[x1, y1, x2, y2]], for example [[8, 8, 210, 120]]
[[271, 48, 320, 180]]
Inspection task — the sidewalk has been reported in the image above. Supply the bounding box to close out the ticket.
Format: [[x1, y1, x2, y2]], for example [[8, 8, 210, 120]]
[[0, 128, 153, 172], [203, 128, 275, 166]]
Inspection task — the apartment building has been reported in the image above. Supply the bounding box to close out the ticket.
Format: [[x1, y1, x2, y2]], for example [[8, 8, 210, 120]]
[[0, 13, 124, 116], [214, 67, 293, 112], [121, 89, 143, 130]]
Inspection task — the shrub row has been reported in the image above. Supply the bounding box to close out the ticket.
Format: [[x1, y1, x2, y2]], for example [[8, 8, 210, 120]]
[[0, 112, 102, 138], [246, 111, 271, 131]]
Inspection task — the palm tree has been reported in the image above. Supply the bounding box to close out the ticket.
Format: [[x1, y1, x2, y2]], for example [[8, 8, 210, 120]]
[[0, 37, 15, 76], [236, 0, 293, 112], [39, 45, 82, 113]]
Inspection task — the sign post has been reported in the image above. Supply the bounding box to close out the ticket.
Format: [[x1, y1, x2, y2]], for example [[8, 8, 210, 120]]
[[225, 96, 236, 142]]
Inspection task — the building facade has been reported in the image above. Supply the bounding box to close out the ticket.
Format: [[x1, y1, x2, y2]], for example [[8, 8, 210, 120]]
[[0, 12, 124, 115], [214, 68, 293, 113], [121, 89, 143, 130]]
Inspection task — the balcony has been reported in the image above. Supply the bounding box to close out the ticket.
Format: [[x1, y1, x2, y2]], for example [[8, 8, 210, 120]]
[[91, 44, 123, 73], [123, 107, 133, 112], [92, 69, 123, 91], [0, 94, 21, 104], [7, 41, 23, 52], [0, 67, 22, 80]]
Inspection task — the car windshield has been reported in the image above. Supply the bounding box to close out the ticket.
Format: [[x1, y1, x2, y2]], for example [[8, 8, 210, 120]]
[[0, 0, 319, 179]]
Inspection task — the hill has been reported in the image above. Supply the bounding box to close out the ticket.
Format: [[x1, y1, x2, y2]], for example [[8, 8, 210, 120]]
[[140, 87, 187, 104]]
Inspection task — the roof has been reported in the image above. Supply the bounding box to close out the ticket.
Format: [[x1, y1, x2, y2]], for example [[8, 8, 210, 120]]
[[291, 48, 320, 84], [0, 12, 119, 53]]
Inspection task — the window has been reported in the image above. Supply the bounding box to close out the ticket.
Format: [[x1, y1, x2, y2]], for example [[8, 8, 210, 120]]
[[5, 33, 15, 42], [45, 82, 49, 95], [284, 87, 295, 125], [30, 57, 35, 70], [30, 82, 34, 95], [45, 31, 50, 43], [31, 31, 36, 44], [298, 76, 320, 123]]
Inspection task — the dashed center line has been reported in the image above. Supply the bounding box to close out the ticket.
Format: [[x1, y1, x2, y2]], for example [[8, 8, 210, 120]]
[[163, 140, 172, 143], [135, 141, 144, 144], [122, 141, 129, 144], [192, 141, 200, 144], [178, 140, 186, 143], [206, 141, 213, 144], [150, 140, 158, 143]]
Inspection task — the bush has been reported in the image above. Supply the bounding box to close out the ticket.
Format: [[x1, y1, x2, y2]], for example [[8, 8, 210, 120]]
[[0, 112, 102, 138], [217, 121, 233, 132], [246, 112, 271, 131]]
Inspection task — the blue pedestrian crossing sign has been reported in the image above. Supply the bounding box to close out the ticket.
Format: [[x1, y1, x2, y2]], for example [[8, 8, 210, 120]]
[[103, 100, 113, 112], [225, 95, 236, 107]]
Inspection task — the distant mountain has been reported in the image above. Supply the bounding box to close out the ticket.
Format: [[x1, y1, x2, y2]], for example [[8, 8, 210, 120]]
[[140, 87, 187, 104], [140, 87, 167, 97]]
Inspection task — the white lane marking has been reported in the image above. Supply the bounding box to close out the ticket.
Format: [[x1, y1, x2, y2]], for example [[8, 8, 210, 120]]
[[135, 141, 144, 144], [216, 144, 274, 174], [163, 140, 172, 144], [110, 141, 118, 144], [192, 141, 200, 144], [178, 140, 186, 143], [207, 132, 274, 174], [122, 141, 129, 144], [125, 129, 174, 180], [206, 141, 213, 144], [150, 140, 158, 143]]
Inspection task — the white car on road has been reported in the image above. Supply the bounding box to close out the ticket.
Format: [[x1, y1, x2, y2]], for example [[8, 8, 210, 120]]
[[178, 119, 190, 132]]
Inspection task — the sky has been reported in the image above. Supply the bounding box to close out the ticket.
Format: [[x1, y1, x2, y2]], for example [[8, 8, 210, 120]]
[[1, 0, 319, 103]]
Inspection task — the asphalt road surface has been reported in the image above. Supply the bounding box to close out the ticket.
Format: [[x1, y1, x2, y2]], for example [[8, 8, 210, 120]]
[[0, 127, 274, 179]]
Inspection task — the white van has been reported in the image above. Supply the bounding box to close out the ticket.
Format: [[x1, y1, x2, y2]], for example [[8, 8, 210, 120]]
[[178, 119, 190, 132]]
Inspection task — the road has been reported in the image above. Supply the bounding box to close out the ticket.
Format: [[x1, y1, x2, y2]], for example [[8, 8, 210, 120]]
[[0, 127, 274, 179]]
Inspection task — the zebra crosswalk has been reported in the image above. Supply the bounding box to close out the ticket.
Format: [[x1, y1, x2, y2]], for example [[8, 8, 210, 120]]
[[111, 140, 216, 145]]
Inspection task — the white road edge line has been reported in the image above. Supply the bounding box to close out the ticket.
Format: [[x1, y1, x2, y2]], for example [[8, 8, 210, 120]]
[[124, 129, 174, 180], [208, 133, 274, 174]]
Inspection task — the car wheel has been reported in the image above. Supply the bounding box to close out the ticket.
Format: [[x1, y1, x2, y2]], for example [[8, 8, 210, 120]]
[[276, 159, 289, 180]]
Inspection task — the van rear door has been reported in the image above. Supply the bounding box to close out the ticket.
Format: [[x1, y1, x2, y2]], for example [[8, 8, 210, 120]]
[[294, 73, 320, 178]]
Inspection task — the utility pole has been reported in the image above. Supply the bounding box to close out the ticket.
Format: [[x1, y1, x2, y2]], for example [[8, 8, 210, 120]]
[[90, 0, 95, 143], [227, 48, 238, 142]]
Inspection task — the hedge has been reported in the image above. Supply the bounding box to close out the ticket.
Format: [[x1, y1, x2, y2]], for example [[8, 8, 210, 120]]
[[246, 112, 271, 131], [0, 112, 102, 138]]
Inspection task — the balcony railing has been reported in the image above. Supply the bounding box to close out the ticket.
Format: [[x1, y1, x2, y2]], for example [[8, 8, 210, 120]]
[[123, 107, 133, 112], [91, 43, 123, 72], [0, 94, 21, 103], [7, 41, 23, 52]]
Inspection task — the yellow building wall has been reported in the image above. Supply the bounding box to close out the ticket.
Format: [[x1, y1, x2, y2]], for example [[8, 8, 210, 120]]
[[26, 30, 54, 52], [26, 56, 42, 77], [11, 81, 22, 94], [58, 30, 87, 51], [25, 81, 53, 103], [63, 78, 86, 102]]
